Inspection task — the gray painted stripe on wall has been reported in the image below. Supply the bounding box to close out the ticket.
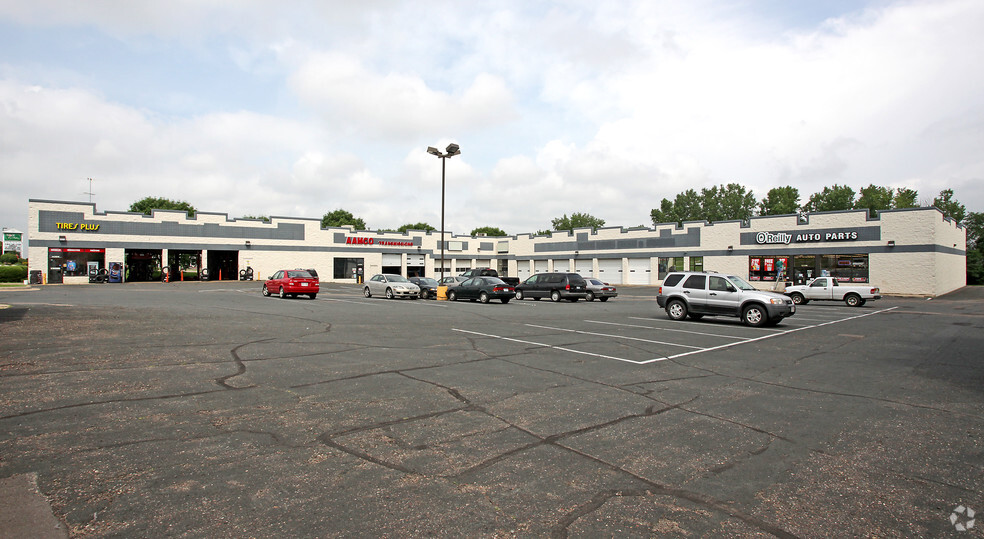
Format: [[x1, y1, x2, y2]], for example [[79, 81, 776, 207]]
[[39, 211, 305, 240], [535, 227, 700, 253]]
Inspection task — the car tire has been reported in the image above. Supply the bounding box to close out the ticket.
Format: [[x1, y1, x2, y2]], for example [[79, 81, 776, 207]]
[[448, 290, 457, 301], [789, 293, 806, 305], [599, 297, 610, 302], [515, 290, 525, 300], [666, 300, 688, 321], [385, 288, 394, 299], [858, 299, 866, 306], [420, 290, 428, 300], [309, 293, 317, 299], [363, 287, 371, 298], [586, 291, 595, 301], [501, 298, 510, 304], [262, 285, 270, 297], [844, 293, 862, 307], [279, 287, 286, 299], [550, 290, 562, 302], [479, 292, 490, 303], [742, 304, 769, 327]]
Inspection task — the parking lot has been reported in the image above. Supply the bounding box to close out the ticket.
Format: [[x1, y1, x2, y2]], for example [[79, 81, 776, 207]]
[[1, 282, 982, 537]]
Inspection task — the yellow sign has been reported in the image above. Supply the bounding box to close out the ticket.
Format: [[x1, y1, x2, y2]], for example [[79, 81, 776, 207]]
[[56, 222, 100, 231]]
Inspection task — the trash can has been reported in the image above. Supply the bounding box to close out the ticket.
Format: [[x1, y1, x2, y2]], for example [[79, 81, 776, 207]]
[[29, 270, 42, 285]]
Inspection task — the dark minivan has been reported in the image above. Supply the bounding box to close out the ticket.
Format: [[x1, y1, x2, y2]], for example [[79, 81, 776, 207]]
[[514, 273, 588, 302]]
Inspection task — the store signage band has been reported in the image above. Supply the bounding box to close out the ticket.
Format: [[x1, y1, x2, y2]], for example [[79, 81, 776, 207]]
[[345, 236, 414, 247], [56, 222, 100, 231], [756, 230, 860, 245]]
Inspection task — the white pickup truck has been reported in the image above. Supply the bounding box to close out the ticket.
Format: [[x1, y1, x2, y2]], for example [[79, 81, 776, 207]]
[[784, 277, 881, 307]]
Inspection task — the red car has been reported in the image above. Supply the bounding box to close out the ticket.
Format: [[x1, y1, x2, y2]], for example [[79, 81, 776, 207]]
[[262, 269, 319, 299]]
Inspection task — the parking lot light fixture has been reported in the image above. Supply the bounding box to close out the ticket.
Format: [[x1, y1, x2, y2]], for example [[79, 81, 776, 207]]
[[427, 142, 461, 282]]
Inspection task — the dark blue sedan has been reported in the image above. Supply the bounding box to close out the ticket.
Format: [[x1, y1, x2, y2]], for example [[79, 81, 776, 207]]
[[447, 277, 515, 304]]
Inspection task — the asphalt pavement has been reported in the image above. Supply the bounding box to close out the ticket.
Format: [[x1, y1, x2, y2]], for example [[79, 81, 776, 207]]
[[1, 281, 982, 537]]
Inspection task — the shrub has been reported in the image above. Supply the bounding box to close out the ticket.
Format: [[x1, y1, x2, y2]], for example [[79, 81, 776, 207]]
[[0, 253, 19, 264], [0, 264, 28, 282]]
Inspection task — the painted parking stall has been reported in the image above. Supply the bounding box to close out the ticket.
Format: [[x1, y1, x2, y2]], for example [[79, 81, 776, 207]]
[[454, 304, 898, 365]]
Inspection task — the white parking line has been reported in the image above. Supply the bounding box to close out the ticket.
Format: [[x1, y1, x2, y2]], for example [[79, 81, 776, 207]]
[[627, 316, 779, 332], [452, 328, 657, 364], [587, 319, 753, 340], [655, 306, 899, 361], [454, 306, 898, 366], [525, 323, 704, 349]]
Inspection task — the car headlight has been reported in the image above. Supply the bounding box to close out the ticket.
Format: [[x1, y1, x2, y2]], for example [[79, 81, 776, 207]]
[[770, 298, 784, 305]]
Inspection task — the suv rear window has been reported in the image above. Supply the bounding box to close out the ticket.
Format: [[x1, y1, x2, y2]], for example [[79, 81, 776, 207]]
[[663, 273, 685, 287]]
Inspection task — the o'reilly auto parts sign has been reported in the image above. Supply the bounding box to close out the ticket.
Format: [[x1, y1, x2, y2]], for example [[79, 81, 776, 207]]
[[744, 227, 874, 246]]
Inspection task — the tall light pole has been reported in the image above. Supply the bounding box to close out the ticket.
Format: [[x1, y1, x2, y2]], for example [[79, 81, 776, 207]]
[[427, 143, 460, 282]]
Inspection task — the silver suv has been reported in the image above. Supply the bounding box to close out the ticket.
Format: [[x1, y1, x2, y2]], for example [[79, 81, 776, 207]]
[[656, 271, 795, 327]]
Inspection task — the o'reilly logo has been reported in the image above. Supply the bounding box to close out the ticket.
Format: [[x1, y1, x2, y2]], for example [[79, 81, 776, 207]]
[[756, 232, 792, 244]]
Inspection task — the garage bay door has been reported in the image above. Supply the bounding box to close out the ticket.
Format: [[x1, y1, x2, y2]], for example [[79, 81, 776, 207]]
[[627, 258, 651, 285], [517, 262, 531, 281], [534, 260, 549, 274], [574, 260, 592, 278], [597, 258, 622, 284]]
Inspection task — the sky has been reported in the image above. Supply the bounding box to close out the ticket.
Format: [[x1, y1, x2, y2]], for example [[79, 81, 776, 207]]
[[2, 0, 982, 237]]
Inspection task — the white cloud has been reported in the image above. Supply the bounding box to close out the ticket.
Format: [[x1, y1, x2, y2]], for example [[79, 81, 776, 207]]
[[2, 0, 983, 238], [289, 51, 516, 141]]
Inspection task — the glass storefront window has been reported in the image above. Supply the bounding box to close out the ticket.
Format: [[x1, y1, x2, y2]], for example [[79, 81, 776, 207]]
[[333, 257, 364, 279], [820, 254, 869, 283], [748, 256, 789, 281], [658, 257, 684, 279], [792, 255, 817, 285], [50, 248, 105, 277], [689, 256, 703, 272]]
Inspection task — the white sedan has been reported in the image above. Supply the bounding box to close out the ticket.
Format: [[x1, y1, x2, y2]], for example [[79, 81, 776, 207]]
[[363, 274, 420, 299]]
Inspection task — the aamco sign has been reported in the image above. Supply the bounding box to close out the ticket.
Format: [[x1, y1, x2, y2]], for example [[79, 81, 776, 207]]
[[345, 236, 414, 247], [756, 230, 860, 245]]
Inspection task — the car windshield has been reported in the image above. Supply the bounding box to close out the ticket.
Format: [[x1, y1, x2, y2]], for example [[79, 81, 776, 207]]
[[484, 277, 506, 285], [417, 278, 438, 286], [589, 279, 603, 285], [727, 275, 756, 290], [286, 270, 312, 278], [386, 275, 409, 283]]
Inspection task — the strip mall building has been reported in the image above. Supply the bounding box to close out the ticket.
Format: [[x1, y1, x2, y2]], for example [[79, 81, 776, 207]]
[[28, 199, 966, 296]]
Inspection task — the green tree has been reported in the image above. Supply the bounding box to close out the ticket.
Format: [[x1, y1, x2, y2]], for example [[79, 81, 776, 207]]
[[714, 183, 757, 222], [803, 184, 856, 213], [0, 252, 19, 264], [240, 215, 270, 222], [321, 209, 367, 230], [651, 189, 702, 226], [759, 186, 801, 216], [650, 198, 677, 225], [856, 184, 893, 217], [471, 226, 507, 237], [396, 223, 436, 233], [964, 211, 984, 284], [129, 197, 196, 217], [933, 189, 966, 223], [551, 212, 605, 232], [892, 187, 919, 209]]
